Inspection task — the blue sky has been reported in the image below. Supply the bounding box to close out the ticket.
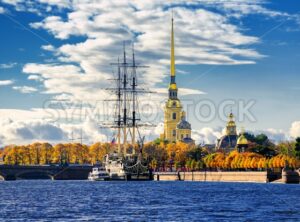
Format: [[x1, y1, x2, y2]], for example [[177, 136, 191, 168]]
[[0, 0, 299, 145]]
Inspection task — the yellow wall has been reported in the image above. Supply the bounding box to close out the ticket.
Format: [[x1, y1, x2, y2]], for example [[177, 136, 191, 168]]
[[164, 102, 182, 142], [176, 128, 191, 141], [163, 100, 191, 142]]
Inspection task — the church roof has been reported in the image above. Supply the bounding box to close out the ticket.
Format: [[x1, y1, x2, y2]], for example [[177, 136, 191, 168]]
[[182, 137, 194, 143], [177, 118, 191, 129], [216, 134, 238, 150]]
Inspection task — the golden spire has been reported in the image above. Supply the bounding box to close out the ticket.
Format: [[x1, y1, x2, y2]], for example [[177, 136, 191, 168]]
[[168, 11, 178, 99], [171, 13, 175, 77]]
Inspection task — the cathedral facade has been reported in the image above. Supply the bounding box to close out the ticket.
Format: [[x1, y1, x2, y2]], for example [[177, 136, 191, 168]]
[[161, 17, 193, 143]]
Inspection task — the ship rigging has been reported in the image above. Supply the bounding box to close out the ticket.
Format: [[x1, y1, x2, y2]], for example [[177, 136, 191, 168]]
[[101, 43, 152, 180]]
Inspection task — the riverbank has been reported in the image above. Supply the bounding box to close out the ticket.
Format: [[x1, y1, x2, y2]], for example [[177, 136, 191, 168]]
[[153, 170, 300, 184]]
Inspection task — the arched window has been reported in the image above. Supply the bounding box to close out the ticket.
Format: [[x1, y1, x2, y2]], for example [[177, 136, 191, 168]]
[[172, 113, 176, 120]]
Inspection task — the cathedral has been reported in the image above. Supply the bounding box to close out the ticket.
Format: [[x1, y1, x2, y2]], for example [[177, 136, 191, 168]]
[[216, 112, 248, 153], [160, 17, 193, 144]]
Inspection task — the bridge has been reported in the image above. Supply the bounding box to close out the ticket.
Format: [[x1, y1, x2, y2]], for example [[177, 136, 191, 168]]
[[0, 165, 93, 181]]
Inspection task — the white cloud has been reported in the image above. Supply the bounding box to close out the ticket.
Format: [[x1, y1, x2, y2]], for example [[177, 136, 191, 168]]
[[192, 127, 222, 144], [28, 74, 44, 82], [253, 128, 287, 143], [0, 62, 17, 69], [0, 80, 14, 86], [37, 0, 71, 9], [12, 86, 38, 93], [290, 121, 300, 139], [1, 0, 23, 6], [0, 6, 5, 14], [0, 115, 108, 146], [156, 87, 206, 96], [41, 44, 55, 51]]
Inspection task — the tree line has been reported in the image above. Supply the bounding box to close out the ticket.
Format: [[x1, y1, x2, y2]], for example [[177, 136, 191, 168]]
[[0, 142, 112, 165], [1, 135, 300, 171]]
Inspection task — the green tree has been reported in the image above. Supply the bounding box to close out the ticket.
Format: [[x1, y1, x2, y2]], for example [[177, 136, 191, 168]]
[[255, 134, 268, 145], [244, 132, 256, 143]]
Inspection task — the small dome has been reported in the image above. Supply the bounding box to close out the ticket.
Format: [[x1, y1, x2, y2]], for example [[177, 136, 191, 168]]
[[237, 134, 248, 145], [177, 119, 191, 129]]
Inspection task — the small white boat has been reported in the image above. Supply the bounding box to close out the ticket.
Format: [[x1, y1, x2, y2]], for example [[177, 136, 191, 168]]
[[88, 166, 110, 181], [105, 153, 126, 180]]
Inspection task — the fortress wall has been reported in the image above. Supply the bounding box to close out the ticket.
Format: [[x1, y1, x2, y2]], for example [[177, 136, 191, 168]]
[[154, 173, 179, 181], [154, 171, 269, 183], [180, 171, 268, 183]]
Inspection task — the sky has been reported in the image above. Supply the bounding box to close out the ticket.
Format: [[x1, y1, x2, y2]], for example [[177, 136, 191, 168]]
[[0, 0, 299, 146]]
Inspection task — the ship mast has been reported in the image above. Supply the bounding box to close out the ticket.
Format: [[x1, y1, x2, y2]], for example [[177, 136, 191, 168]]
[[117, 57, 122, 154], [106, 42, 149, 157], [122, 43, 128, 154], [131, 44, 137, 153]]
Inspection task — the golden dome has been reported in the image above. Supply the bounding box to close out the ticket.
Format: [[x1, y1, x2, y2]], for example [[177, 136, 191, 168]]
[[237, 134, 248, 145], [227, 121, 236, 127]]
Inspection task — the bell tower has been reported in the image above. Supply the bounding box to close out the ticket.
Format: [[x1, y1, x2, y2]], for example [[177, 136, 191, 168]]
[[226, 112, 237, 136], [162, 15, 183, 142]]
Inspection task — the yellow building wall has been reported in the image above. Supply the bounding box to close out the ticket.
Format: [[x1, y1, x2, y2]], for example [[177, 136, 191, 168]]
[[164, 104, 182, 142], [176, 129, 191, 141]]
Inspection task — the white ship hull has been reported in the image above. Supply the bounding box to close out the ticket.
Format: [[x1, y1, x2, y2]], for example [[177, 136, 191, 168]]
[[88, 167, 110, 181]]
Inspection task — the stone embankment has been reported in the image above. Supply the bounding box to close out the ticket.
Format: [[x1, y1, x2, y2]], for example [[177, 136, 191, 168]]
[[154, 170, 300, 184]]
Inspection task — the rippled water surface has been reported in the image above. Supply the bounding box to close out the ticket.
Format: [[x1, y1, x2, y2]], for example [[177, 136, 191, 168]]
[[0, 181, 299, 221]]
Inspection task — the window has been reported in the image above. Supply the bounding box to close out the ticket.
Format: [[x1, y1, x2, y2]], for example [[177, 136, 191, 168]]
[[173, 130, 176, 137], [172, 113, 176, 120], [181, 134, 183, 139], [186, 134, 189, 138]]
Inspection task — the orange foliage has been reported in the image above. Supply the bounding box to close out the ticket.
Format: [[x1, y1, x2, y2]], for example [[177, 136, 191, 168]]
[[204, 151, 300, 170], [2, 142, 114, 165]]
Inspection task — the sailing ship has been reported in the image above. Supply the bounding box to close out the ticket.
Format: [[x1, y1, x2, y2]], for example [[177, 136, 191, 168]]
[[99, 43, 152, 181]]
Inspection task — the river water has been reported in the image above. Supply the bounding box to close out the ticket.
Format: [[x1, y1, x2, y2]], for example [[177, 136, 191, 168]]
[[0, 181, 299, 221]]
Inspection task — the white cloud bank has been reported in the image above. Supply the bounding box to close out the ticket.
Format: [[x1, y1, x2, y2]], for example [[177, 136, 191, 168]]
[[0, 108, 298, 146], [0, 118, 107, 146]]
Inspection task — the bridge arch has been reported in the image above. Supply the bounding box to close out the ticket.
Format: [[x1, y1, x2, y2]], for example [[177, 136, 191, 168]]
[[16, 170, 54, 180], [0, 172, 16, 181], [0, 174, 5, 181]]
